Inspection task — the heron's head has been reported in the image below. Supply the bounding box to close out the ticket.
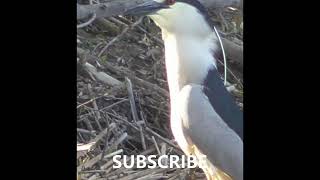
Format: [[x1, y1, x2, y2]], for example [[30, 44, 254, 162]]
[[126, 0, 212, 36]]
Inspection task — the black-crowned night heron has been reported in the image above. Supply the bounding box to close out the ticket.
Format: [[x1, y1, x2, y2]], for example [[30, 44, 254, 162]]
[[125, 0, 243, 179]]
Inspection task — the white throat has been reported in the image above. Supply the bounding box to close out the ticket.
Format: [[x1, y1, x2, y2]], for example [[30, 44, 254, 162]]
[[162, 30, 218, 98]]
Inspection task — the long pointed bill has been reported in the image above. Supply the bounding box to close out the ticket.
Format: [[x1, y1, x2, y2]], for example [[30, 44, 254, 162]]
[[124, 0, 169, 16]]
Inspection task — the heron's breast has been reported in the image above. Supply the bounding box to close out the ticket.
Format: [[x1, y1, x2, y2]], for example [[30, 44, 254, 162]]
[[169, 101, 192, 155]]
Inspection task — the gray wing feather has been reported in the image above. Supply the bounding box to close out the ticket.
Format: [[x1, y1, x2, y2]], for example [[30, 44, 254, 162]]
[[178, 84, 243, 180]]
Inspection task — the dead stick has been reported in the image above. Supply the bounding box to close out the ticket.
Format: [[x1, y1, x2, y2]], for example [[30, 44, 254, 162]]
[[98, 17, 143, 57], [78, 47, 169, 97], [77, 128, 96, 136], [125, 77, 139, 123], [145, 127, 180, 150], [77, 13, 96, 28], [222, 37, 243, 69], [152, 136, 161, 156], [83, 62, 123, 86], [88, 83, 103, 131], [139, 125, 147, 150], [90, 123, 116, 144]]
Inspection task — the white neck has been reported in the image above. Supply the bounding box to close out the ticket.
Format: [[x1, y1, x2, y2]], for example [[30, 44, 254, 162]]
[[162, 30, 218, 98]]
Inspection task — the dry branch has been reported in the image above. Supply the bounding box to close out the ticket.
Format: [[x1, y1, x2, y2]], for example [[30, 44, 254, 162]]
[[222, 37, 243, 68], [125, 77, 139, 123], [78, 153, 103, 171], [88, 83, 103, 131], [98, 17, 143, 57], [90, 123, 116, 144], [77, 13, 97, 28], [84, 62, 123, 86], [77, 0, 145, 20], [145, 127, 180, 150], [199, 0, 242, 10], [103, 149, 124, 159], [78, 47, 169, 97], [117, 167, 168, 180]]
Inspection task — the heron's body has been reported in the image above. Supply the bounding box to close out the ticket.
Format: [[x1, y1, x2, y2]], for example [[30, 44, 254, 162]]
[[161, 27, 219, 155], [159, 13, 243, 180], [126, 1, 243, 179]]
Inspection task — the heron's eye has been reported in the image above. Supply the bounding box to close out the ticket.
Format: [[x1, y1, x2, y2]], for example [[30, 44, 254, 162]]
[[166, 0, 175, 5]]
